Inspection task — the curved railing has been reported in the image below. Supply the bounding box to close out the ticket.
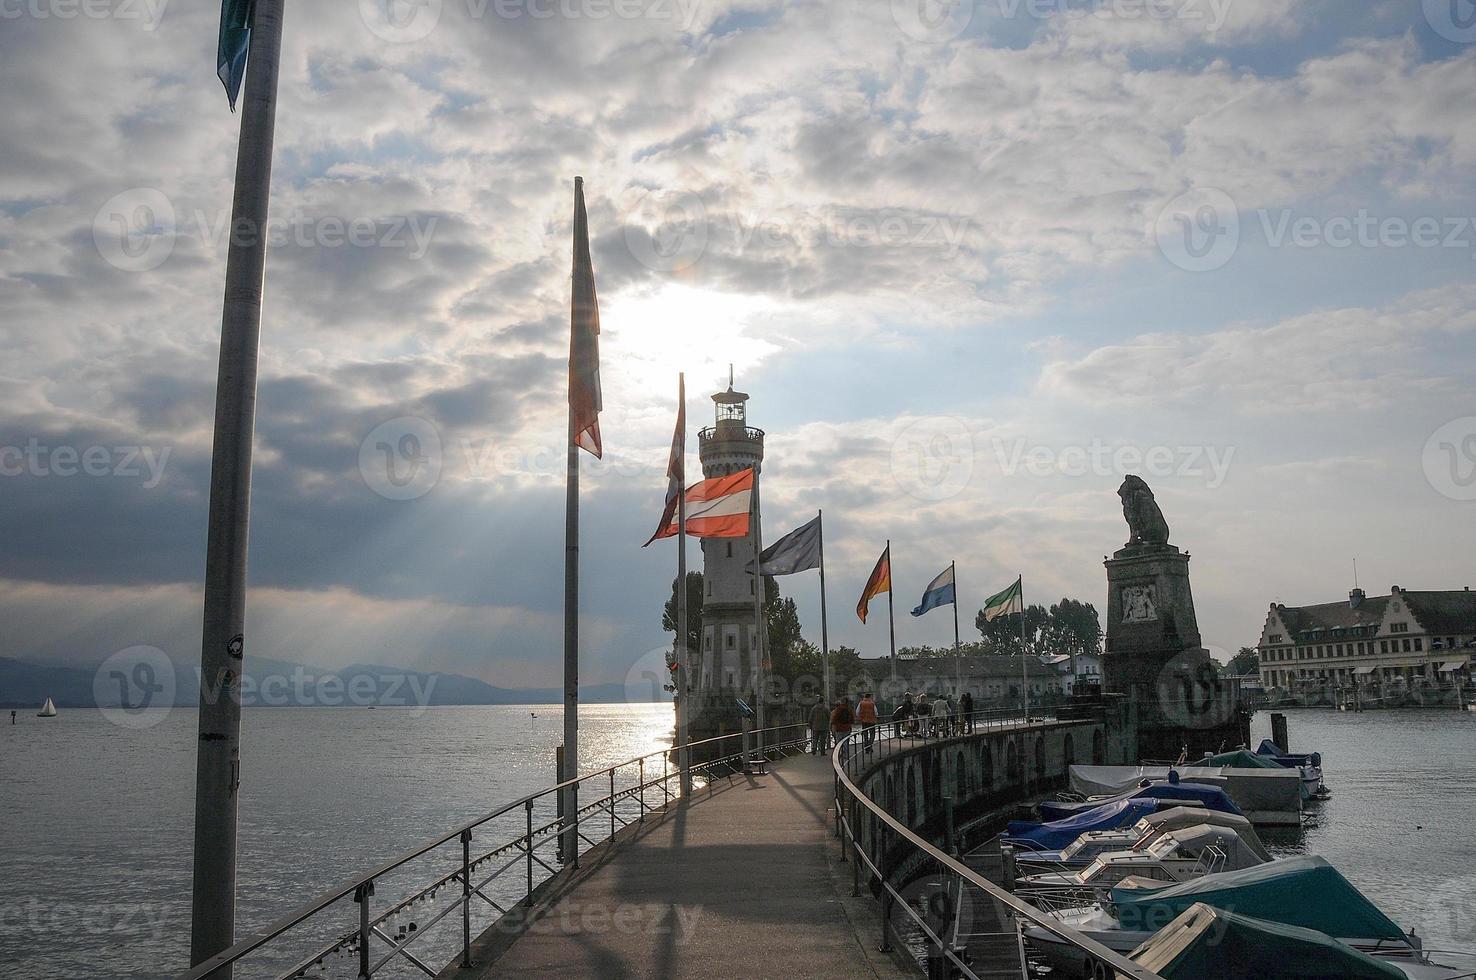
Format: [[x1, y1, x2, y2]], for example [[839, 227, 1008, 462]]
[[179, 722, 809, 980], [829, 711, 1166, 980]]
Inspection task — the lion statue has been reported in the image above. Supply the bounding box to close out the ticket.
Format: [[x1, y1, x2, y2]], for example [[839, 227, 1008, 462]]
[[1118, 475, 1171, 547]]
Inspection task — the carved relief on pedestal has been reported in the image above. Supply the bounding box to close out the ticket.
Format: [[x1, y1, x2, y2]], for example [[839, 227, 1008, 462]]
[[1120, 583, 1158, 623]]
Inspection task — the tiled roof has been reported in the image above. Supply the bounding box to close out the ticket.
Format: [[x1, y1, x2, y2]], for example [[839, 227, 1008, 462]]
[[1401, 590, 1476, 634], [1275, 597, 1387, 634]]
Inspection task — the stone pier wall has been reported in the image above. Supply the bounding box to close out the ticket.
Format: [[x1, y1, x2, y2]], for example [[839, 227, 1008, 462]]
[[850, 703, 1137, 886]]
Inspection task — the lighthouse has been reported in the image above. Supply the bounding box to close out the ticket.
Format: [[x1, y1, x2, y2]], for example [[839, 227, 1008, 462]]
[[689, 370, 765, 741]]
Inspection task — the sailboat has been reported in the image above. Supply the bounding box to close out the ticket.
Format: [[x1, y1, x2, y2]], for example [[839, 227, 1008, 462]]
[[37, 697, 57, 718]]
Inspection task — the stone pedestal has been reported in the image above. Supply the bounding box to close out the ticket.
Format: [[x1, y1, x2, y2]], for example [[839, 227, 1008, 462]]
[[1104, 544, 1246, 760]]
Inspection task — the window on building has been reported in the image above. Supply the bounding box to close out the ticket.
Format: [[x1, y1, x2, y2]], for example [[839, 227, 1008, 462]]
[[726, 542, 733, 558], [1402, 639, 1412, 653], [1414, 638, 1423, 651], [1269, 633, 1284, 643], [725, 633, 735, 650], [1391, 622, 1409, 634], [1381, 640, 1389, 654]]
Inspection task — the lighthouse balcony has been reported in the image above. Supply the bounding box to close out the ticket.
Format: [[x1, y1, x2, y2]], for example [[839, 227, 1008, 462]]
[[698, 425, 764, 445]]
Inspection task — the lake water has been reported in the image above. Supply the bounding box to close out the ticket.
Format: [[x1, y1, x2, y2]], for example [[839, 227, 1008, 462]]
[[4, 705, 1474, 978], [0, 704, 676, 980]]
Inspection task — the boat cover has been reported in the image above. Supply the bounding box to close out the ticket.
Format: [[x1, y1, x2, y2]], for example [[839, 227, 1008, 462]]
[[1256, 738, 1318, 767], [1003, 798, 1159, 851], [1200, 749, 1285, 769], [1160, 824, 1267, 872], [1129, 902, 1406, 979], [1140, 808, 1272, 861], [1039, 782, 1242, 823], [1111, 855, 1406, 941]]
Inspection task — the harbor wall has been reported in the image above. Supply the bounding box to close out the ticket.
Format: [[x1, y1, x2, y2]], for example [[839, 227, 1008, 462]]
[[849, 702, 1138, 888]]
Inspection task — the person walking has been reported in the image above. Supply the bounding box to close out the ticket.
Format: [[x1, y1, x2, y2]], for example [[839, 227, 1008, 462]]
[[933, 693, 952, 738], [914, 694, 931, 740], [960, 690, 975, 733], [830, 697, 855, 763], [857, 692, 878, 753], [892, 692, 914, 739], [808, 697, 831, 755]]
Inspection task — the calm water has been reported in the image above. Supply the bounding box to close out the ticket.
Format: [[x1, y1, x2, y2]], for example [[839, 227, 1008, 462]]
[[0, 704, 675, 980], [1249, 709, 1476, 955], [4, 706, 1475, 978]]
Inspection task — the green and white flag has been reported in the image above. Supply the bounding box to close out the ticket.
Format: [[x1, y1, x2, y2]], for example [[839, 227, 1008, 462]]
[[982, 577, 1023, 622]]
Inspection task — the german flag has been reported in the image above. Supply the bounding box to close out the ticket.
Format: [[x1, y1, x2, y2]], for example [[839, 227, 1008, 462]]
[[857, 545, 891, 623]]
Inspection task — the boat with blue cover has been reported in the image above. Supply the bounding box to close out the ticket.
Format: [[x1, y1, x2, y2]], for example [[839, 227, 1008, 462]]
[[1009, 806, 1270, 877], [1002, 797, 1159, 852], [1037, 780, 1243, 823]]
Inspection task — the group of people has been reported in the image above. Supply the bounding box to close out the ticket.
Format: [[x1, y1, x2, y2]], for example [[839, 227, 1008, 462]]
[[806, 689, 977, 759]]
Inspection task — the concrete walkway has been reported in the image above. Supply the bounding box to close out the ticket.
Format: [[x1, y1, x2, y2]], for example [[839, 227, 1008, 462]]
[[449, 752, 909, 980]]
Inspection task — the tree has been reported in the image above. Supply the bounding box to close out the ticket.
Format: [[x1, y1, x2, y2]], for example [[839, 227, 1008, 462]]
[[1046, 598, 1102, 670], [661, 571, 703, 655], [976, 603, 1050, 654], [1224, 647, 1260, 676], [789, 643, 865, 702]]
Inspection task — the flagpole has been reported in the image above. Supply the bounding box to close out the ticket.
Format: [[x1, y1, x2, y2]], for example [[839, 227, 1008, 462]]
[[886, 540, 897, 684], [190, 0, 285, 972], [1019, 576, 1028, 722], [952, 561, 961, 699], [750, 465, 766, 761], [560, 176, 587, 870], [675, 374, 691, 796], [817, 510, 831, 709]]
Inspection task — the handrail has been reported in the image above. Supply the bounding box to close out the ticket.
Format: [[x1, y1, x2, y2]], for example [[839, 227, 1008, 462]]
[[829, 711, 1166, 980], [178, 721, 808, 980]]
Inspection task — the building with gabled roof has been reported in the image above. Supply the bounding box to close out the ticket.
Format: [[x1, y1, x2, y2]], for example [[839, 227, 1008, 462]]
[[1257, 585, 1476, 692]]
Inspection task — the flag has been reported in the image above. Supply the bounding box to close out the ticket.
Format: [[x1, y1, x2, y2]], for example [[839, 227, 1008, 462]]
[[983, 577, 1023, 622], [642, 381, 685, 547], [569, 177, 602, 458], [910, 564, 955, 617], [647, 467, 753, 541], [218, 0, 255, 111], [753, 515, 821, 575], [856, 546, 891, 623]]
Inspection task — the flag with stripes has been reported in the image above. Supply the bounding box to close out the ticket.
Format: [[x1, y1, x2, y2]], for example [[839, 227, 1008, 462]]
[[983, 577, 1023, 622], [642, 380, 686, 547], [647, 467, 753, 541], [910, 564, 955, 617], [569, 177, 603, 458], [856, 545, 891, 623]]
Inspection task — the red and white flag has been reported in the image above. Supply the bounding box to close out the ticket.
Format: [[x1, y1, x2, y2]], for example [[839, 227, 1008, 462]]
[[569, 177, 602, 458], [643, 377, 686, 547], [648, 467, 754, 541]]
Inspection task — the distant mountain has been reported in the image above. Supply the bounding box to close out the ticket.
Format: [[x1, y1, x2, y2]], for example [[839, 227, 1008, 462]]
[[0, 656, 665, 709]]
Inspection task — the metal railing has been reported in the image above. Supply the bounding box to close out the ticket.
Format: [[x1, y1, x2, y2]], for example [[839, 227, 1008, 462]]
[[178, 722, 809, 980], [828, 708, 1166, 980]]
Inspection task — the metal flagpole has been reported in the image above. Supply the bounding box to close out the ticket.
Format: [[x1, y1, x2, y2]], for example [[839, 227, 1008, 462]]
[[817, 510, 831, 709], [886, 540, 897, 684], [561, 405, 580, 866], [750, 464, 766, 761], [952, 561, 962, 699], [676, 374, 691, 796], [1019, 576, 1028, 721], [190, 1, 285, 973]]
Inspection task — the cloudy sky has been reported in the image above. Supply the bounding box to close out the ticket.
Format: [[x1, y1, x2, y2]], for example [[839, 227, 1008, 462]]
[[2, 0, 1474, 690]]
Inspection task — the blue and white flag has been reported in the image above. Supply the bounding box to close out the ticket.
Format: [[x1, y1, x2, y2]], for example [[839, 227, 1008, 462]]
[[910, 564, 955, 617], [218, 0, 255, 111]]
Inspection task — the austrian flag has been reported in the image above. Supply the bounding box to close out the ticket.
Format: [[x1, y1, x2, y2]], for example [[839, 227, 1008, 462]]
[[648, 468, 754, 541]]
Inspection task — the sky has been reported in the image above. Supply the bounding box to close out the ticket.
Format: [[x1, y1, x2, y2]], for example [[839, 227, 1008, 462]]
[[2, 0, 1474, 691]]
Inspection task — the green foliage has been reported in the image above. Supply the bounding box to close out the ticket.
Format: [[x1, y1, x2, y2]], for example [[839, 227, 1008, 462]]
[[974, 597, 1101, 658], [661, 571, 704, 654], [1224, 646, 1260, 675]]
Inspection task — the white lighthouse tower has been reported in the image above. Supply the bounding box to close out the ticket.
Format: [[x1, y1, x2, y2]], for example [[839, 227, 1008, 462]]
[[690, 370, 764, 738]]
